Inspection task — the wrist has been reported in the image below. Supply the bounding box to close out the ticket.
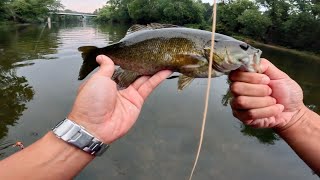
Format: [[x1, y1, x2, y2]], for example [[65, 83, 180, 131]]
[[53, 118, 110, 156], [67, 113, 107, 143], [274, 106, 313, 135]]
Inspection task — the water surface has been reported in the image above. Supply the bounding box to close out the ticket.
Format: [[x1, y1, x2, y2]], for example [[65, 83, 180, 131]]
[[0, 22, 319, 179]]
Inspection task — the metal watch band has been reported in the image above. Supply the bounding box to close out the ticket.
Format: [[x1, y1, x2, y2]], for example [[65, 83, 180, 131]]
[[52, 119, 109, 156]]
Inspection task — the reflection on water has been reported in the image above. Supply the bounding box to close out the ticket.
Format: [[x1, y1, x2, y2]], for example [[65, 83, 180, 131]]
[[0, 25, 60, 69], [0, 22, 319, 179], [240, 125, 280, 145], [0, 68, 34, 139]]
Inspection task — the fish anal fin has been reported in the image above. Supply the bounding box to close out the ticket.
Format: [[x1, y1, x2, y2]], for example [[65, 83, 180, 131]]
[[178, 75, 195, 91], [112, 68, 141, 89]]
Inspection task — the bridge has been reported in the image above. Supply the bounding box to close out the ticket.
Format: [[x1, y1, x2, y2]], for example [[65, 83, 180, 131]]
[[47, 11, 97, 27], [52, 12, 97, 17]]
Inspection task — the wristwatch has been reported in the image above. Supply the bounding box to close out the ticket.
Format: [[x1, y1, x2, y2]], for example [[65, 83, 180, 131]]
[[52, 118, 109, 156]]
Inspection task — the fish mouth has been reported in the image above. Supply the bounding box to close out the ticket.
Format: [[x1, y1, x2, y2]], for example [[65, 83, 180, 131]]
[[253, 50, 262, 73], [240, 49, 262, 73]]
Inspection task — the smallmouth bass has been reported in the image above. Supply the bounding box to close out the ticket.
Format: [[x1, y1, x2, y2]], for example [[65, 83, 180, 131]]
[[78, 23, 262, 90]]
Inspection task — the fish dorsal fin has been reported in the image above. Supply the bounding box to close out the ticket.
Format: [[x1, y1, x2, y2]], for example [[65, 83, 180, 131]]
[[147, 23, 180, 29], [126, 24, 150, 35], [126, 23, 180, 35], [178, 75, 195, 91]]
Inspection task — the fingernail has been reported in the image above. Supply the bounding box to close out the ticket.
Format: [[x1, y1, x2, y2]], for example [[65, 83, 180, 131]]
[[261, 76, 270, 84]]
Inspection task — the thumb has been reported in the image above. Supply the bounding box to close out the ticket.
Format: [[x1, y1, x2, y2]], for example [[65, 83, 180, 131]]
[[95, 55, 115, 78], [259, 58, 289, 80]]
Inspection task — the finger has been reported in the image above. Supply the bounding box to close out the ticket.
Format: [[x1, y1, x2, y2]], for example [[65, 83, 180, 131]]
[[131, 76, 151, 89], [138, 70, 172, 100], [231, 96, 276, 109], [95, 55, 115, 78], [232, 104, 284, 121], [230, 82, 272, 96], [229, 70, 270, 85], [249, 117, 278, 128], [259, 58, 289, 80]]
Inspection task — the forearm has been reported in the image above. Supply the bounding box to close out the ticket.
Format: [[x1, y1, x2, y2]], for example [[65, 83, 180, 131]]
[[276, 107, 320, 174], [0, 132, 94, 179]]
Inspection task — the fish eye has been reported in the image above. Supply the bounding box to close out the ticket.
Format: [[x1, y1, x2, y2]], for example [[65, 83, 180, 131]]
[[239, 43, 249, 51]]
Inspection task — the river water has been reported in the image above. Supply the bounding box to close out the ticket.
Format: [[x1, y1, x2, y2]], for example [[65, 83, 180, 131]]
[[0, 22, 319, 179]]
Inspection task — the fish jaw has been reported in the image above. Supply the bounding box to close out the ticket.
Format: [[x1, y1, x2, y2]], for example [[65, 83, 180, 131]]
[[239, 49, 262, 73]]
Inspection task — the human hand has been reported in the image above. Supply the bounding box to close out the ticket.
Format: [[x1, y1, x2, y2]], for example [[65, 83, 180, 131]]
[[68, 55, 172, 144], [229, 58, 306, 130]]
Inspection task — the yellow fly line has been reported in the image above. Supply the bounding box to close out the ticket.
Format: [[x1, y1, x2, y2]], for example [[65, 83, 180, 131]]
[[189, 0, 217, 179]]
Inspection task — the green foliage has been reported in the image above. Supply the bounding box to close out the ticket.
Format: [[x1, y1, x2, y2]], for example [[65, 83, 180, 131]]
[[217, 0, 258, 34], [0, 0, 62, 23], [95, 0, 130, 23], [127, 0, 160, 23], [97, 0, 206, 25], [282, 12, 320, 51], [237, 9, 272, 39]]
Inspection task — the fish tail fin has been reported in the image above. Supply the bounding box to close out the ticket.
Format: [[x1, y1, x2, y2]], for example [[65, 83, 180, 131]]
[[78, 46, 100, 80]]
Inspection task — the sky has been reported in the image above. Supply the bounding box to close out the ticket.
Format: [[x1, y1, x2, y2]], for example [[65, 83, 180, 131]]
[[60, 0, 213, 13]]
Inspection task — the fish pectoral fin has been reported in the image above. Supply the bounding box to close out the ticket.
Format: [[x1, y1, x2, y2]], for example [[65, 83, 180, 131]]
[[176, 54, 207, 65], [112, 68, 141, 89], [204, 47, 211, 60], [203, 47, 223, 63], [178, 75, 195, 91]]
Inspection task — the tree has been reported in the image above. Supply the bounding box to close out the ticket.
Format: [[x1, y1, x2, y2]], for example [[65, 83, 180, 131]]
[[3, 0, 62, 23], [217, 0, 258, 34], [237, 9, 272, 39]]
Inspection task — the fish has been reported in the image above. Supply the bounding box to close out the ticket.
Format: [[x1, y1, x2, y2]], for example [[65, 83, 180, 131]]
[[78, 23, 262, 90]]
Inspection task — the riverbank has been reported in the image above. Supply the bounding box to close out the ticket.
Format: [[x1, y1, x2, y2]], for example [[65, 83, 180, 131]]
[[233, 35, 320, 62]]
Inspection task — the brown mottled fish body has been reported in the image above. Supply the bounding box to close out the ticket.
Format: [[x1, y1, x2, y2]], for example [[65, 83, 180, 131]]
[[78, 24, 262, 90]]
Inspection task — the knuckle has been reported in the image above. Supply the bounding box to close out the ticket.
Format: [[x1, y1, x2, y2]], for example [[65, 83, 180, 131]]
[[235, 96, 247, 107], [246, 109, 256, 119], [245, 73, 256, 82], [265, 87, 271, 96], [230, 82, 241, 94]]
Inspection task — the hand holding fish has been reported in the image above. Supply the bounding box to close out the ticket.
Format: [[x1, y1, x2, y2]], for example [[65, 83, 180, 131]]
[[229, 58, 305, 130], [230, 58, 320, 173], [68, 55, 172, 144]]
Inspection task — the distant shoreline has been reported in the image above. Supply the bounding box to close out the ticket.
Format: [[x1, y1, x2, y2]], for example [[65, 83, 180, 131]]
[[233, 35, 320, 61]]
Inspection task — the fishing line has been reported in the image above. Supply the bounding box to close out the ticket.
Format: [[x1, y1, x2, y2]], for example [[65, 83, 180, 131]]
[[189, 0, 217, 179], [34, 22, 48, 54]]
